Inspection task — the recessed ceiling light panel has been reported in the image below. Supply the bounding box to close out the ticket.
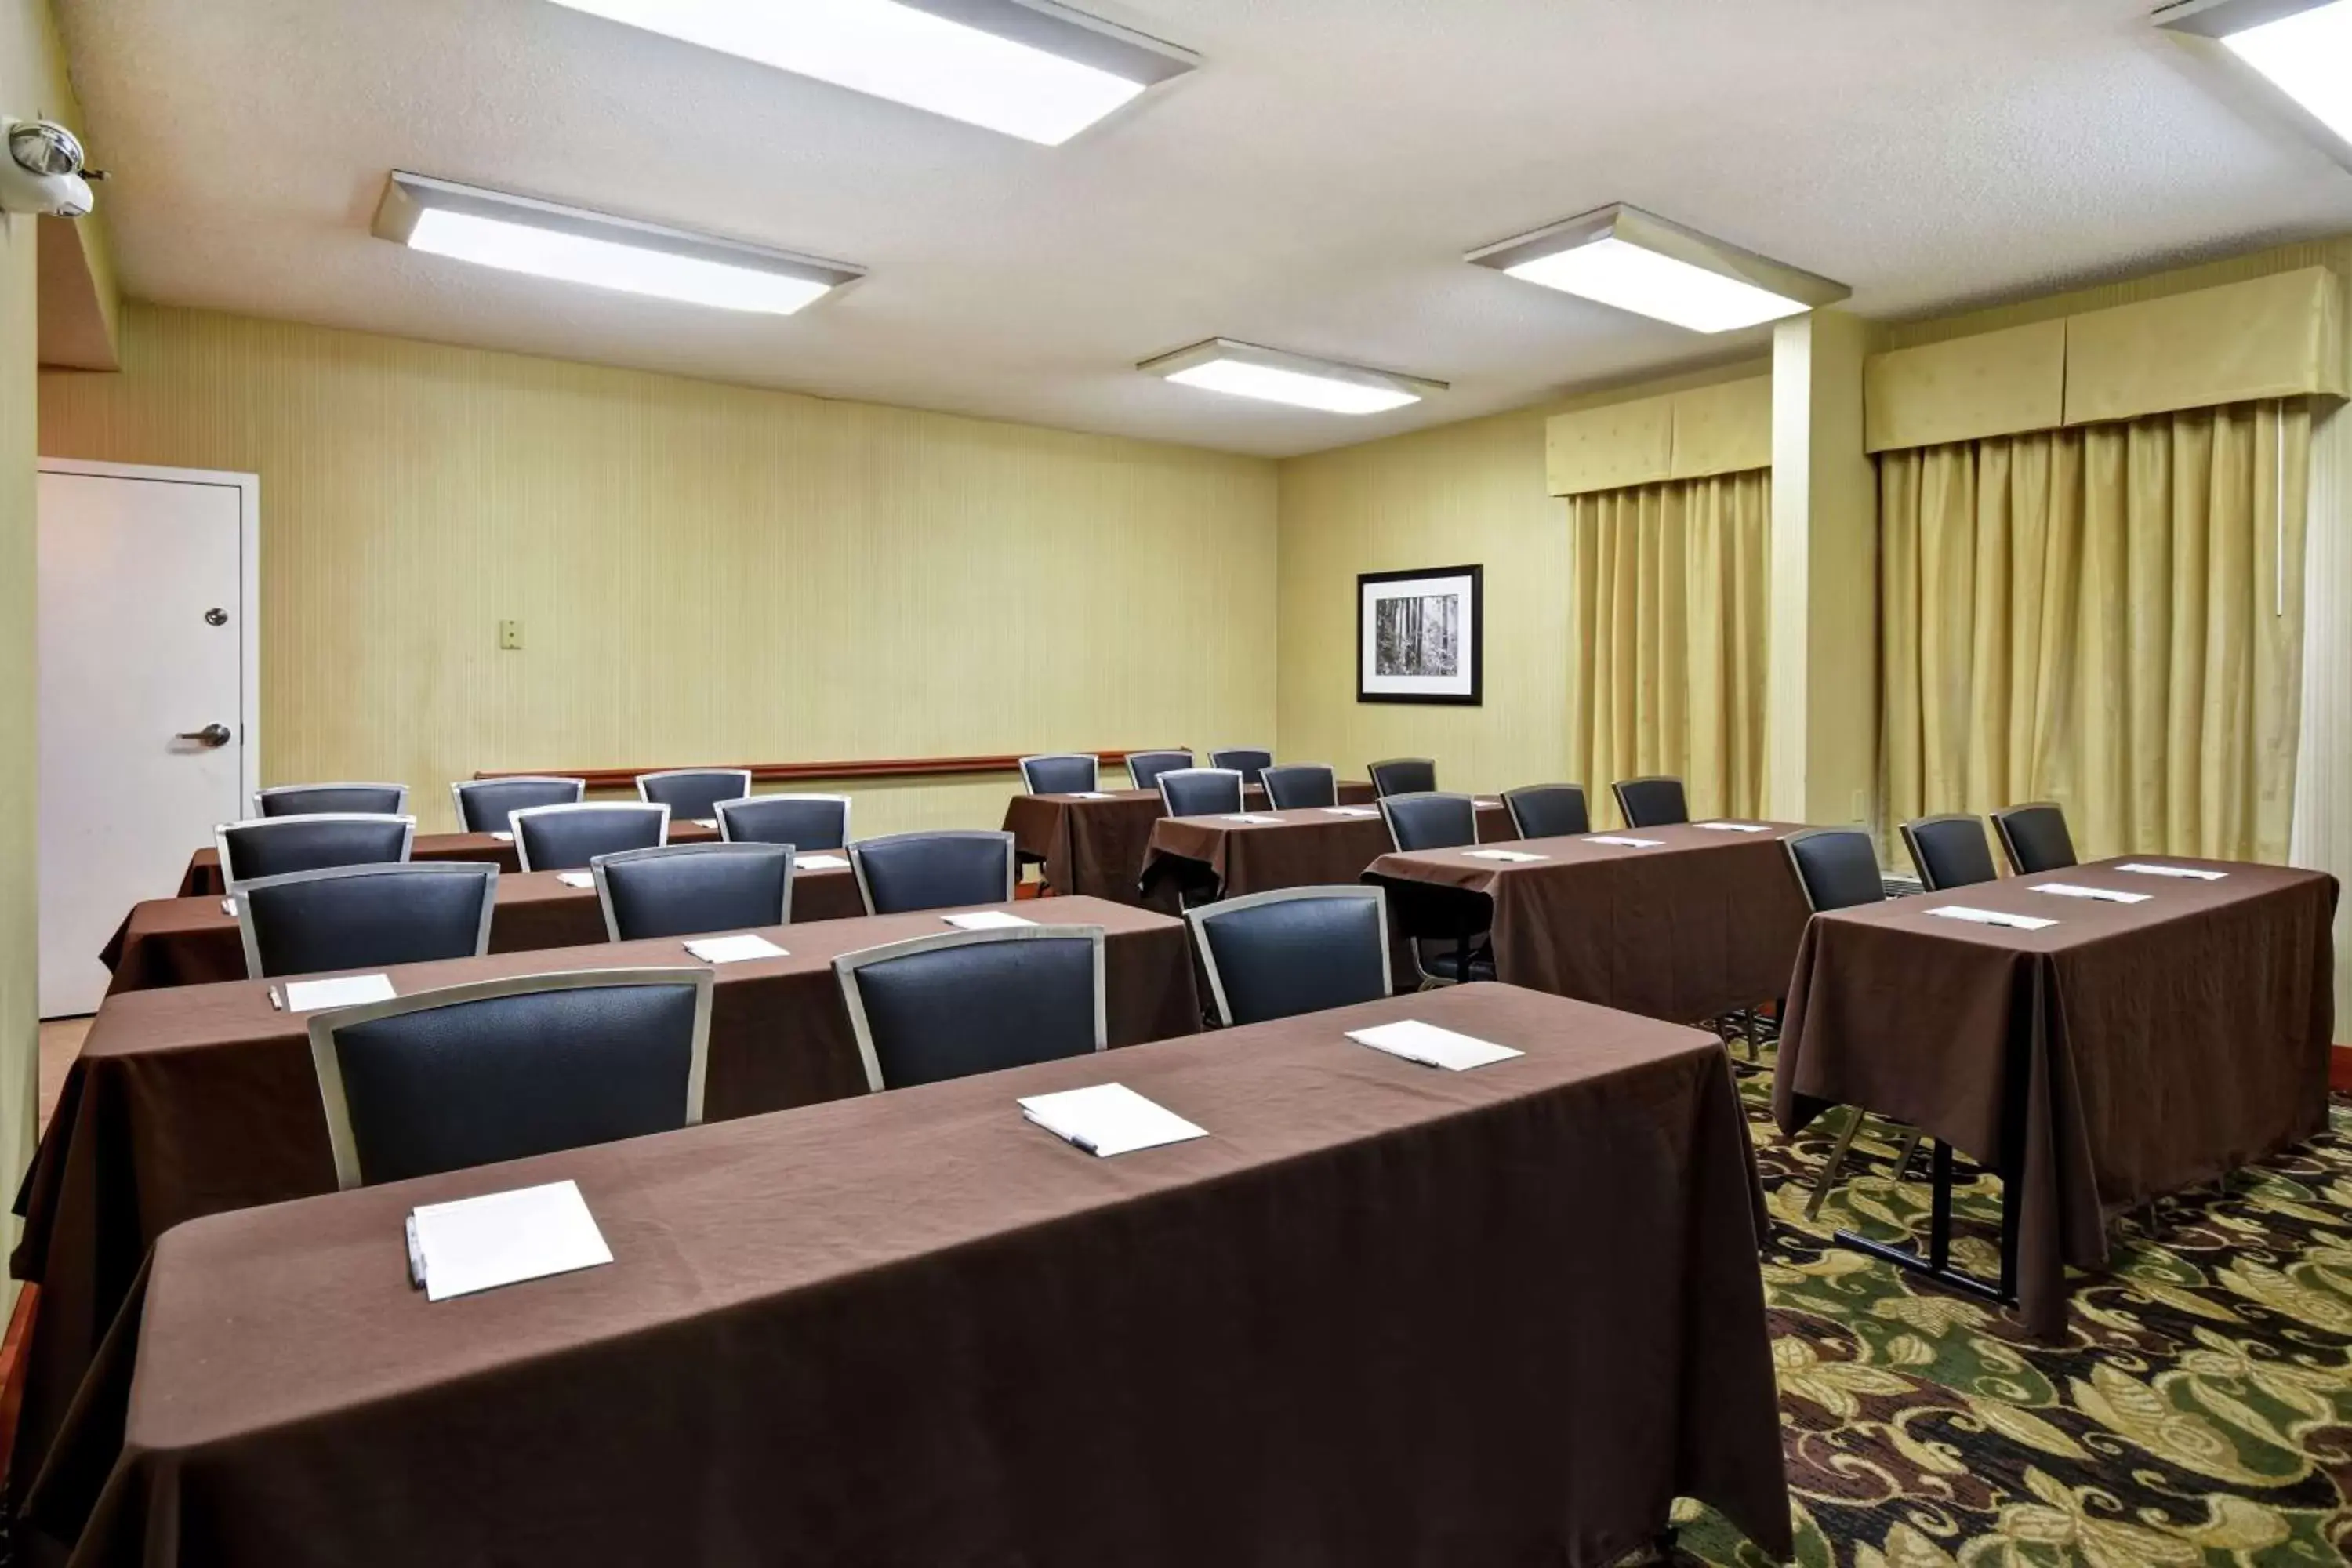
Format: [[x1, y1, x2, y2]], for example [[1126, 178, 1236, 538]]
[[1465, 204, 1849, 334], [2157, 0, 2352, 162], [1139, 339, 1446, 415], [546, 0, 1197, 146], [372, 172, 864, 316]]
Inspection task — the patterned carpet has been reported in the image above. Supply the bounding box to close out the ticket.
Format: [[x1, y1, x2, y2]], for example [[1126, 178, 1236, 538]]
[[1669, 1047, 2352, 1566]]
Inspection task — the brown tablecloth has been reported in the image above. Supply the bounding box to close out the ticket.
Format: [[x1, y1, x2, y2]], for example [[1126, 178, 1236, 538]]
[[1142, 800, 1518, 901], [9, 897, 1198, 1517], [1772, 856, 2338, 1338], [103, 860, 867, 996], [29, 983, 1789, 1566], [1363, 823, 1811, 1022], [172, 821, 724, 898], [1005, 782, 1378, 902]]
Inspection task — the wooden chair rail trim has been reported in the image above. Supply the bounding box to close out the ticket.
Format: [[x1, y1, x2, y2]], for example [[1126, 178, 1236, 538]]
[[473, 750, 1182, 789]]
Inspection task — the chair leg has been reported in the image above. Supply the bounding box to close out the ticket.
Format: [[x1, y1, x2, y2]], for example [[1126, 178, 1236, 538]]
[[1806, 1108, 1867, 1221], [1889, 1130, 1923, 1184]]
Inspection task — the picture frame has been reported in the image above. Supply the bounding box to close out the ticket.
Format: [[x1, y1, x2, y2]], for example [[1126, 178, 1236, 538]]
[[1357, 564, 1483, 706]]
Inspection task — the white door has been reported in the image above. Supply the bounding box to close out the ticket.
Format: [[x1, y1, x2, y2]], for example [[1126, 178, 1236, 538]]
[[38, 462, 257, 1017]]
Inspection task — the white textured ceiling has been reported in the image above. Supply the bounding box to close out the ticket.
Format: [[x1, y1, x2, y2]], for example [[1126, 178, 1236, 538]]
[[50, 0, 2352, 457]]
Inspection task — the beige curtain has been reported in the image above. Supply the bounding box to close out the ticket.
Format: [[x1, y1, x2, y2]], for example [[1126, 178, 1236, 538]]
[[1881, 399, 2311, 863], [1568, 470, 1770, 826]]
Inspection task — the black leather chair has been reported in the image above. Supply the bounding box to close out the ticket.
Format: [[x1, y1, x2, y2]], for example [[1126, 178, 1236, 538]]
[[1209, 749, 1274, 792], [715, 793, 851, 851], [1612, 775, 1689, 829], [233, 862, 496, 980], [307, 967, 714, 1187], [214, 814, 416, 891], [1369, 757, 1436, 798], [1261, 763, 1339, 811], [1900, 814, 2000, 891], [1187, 887, 1390, 1025], [635, 768, 754, 822], [1018, 753, 1100, 794], [833, 926, 1104, 1091], [850, 830, 1017, 915], [1993, 801, 2078, 875], [593, 843, 794, 941], [511, 803, 669, 873], [1377, 793, 1490, 985], [1125, 750, 1194, 793], [1380, 792, 1479, 852], [253, 782, 408, 818], [1157, 768, 1245, 818], [1502, 783, 1589, 840], [450, 776, 584, 833]]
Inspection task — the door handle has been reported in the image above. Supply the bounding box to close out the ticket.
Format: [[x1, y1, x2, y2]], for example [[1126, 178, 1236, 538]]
[[175, 724, 233, 748]]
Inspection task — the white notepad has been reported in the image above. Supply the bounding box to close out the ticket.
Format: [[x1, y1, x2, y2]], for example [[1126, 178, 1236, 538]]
[[691, 818, 717, 830], [488, 831, 514, 842], [1019, 1083, 1208, 1157], [555, 871, 595, 889], [1694, 822, 1772, 833], [942, 910, 1036, 931], [1322, 806, 1378, 817], [1586, 835, 1664, 848], [281, 974, 396, 1012], [1465, 849, 1546, 863], [1348, 1019, 1524, 1072], [1473, 799, 1502, 808], [1927, 905, 2057, 932], [407, 1180, 613, 1303], [1221, 813, 1283, 824], [684, 933, 787, 964], [797, 854, 850, 870], [2031, 882, 2151, 905], [220, 898, 237, 916], [1066, 792, 1112, 800], [2116, 862, 2227, 881]]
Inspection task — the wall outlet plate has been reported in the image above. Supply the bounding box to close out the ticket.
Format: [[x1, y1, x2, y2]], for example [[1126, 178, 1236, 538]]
[[498, 619, 523, 651]]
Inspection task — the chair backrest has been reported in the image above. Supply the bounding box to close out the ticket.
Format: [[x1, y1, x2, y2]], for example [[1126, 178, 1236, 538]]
[[234, 862, 497, 980], [593, 843, 794, 942], [1784, 828, 1886, 913], [715, 793, 851, 851], [1187, 887, 1391, 1026], [1157, 768, 1245, 818], [833, 926, 1105, 1091], [1900, 814, 2000, 891], [634, 768, 754, 820], [450, 776, 585, 833], [510, 802, 670, 872], [1208, 749, 1274, 791], [214, 814, 416, 891], [308, 967, 714, 1188], [253, 782, 408, 818], [1018, 753, 1099, 795], [1993, 801, 2078, 875], [1368, 757, 1436, 798], [1503, 783, 1589, 840], [1261, 763, 1338, 811], [1381, 792, 1479, 853], [1124, 750, 1195, 792], [1612, 776, 1689, 829], [849, 830, 1018, 915]]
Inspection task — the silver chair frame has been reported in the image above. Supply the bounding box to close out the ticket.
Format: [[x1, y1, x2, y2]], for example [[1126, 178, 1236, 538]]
[[1898, 813, 1997, 891], [231, 860, 499, 981], [1503, 783, 1588, 841], [1185, 885, 1391, 1028], [1018, 753, 1100, 794], [212, 813, 418, 893], [1991, 800, 2072, 876], [1260, 763, 1339, 811], [252, 782, 411, 817], [1123, 750, 1196, 791], [633, 768, 755, 815], [1377, 792, 1482, 854], [847, 829, 1018, 916], [1610, 775, 1688, 829], [508, 801, 671, 873], [1367, 757, 1436, 798], [449, 775, 585, 833], [713, 792, 853, 847], [832, 925, 1108, 1094], [590, 841, 797, 943], [1155, 767, 1247, 818], [307, 965, 715, 1189]]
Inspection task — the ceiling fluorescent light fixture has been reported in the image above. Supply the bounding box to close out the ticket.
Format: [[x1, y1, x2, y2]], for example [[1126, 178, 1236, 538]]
[[372, 172, 864, 315], [544, 0, 1197, 147], [2156, 0, 2352, 163], [1465, 204, 1849, 333], [1140, 340, 1446, 416]]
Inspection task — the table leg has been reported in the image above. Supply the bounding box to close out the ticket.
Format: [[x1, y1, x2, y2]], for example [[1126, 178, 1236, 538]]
[[1832, 1140, 2016, 1306]]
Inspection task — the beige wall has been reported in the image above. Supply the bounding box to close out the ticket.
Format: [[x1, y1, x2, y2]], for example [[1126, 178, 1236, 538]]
[[1274, 359, 1766, 793], [38, 305, 1279, 834]]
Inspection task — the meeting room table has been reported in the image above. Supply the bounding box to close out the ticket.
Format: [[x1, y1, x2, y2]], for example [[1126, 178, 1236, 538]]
[[1772, 855, 2338, 1338], [172, 818, 728, 898], [1362, 822, 1812, 1024], [24, 982, 1791, 1566], [101, 858, 869, 996], [1004, 781, 1379, 903], [1139, 798, 1518, 905], [8, 895, 1200, 1519]]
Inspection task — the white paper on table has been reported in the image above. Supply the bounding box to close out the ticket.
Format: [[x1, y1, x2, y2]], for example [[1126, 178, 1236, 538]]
[[1472, 799, 1502, 808], [408, 1180, 614, 1303], [1019, 1083, 1209, 1157], [942, 910, 1036, 931], [1066, 792, 1112, 800], [797, 854, 850, 870], [1348, 1019, 1524, 1072], [282, 974, 397, 1012], [684, 933, 788, 964], [555, 871, 595, 889], [691, 818, 717, 830], [1926, 905, 2057, 932], [1322, 807, 1378, 817], [1464, 849, 1546, 863], [489, 831, 514, 842], [1693, 822, 1772, 833], [1221, 814, 1283, 825], [220, 898, 238, 916], [1585, 835, 1663, 848], [2031, 882, 2151, 905], [2115, 862, 2227, 881]]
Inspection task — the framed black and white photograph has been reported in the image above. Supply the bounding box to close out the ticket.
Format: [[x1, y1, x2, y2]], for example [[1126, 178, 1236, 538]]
[[1357, 564, 1483, 706]]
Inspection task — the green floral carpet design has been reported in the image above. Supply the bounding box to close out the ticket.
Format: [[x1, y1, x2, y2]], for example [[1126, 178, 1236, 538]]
[[1669, 1050, 2352, 1567]]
